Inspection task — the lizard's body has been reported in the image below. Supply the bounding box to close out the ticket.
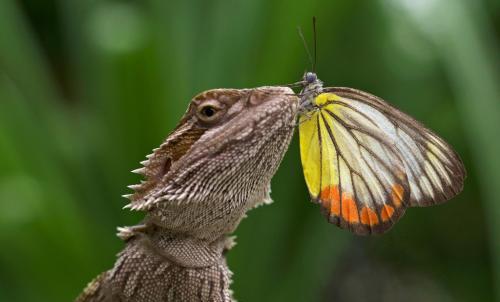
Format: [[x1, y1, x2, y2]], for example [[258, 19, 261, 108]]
[[76, 86, 298, 301]]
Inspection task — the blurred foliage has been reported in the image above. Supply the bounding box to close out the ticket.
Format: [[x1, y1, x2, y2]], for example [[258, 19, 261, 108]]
[[0, 0, 499, 301]]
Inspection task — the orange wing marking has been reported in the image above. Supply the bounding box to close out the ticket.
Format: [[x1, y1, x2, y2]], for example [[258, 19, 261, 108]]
[[360, 207, 379, 226], [380, 204, 395, 222], [341, 193, 359, 223], [320, 185, 340, 216], [391, 184, 404, 207]]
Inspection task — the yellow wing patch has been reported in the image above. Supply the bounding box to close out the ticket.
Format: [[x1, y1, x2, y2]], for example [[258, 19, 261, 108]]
[[299, 112, 322, 198], [314, 92, 341, 105]]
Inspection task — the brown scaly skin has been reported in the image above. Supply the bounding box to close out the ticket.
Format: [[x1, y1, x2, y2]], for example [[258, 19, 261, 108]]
[[76, 86, 299, 302]]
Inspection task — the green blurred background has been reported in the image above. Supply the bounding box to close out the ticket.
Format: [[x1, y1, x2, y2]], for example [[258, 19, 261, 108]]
[[0, 0, 499, 301]]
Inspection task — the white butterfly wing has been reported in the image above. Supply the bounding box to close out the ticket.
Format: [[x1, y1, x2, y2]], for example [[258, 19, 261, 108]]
[[325, 87, 466, 208], [299, 87, 465, 235]]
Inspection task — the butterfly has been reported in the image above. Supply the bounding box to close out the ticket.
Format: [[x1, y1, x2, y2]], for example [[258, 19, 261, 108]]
[[296, 72, 466, 235]]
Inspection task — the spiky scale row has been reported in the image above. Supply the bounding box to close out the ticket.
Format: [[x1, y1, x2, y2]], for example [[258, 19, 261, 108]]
[[131, 167, 146, 175], [122, 147, 162, 209]]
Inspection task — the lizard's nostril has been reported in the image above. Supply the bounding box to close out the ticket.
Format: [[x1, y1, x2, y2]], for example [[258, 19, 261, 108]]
[[248, 90, 267, 106], [248, 87, 295, 106]]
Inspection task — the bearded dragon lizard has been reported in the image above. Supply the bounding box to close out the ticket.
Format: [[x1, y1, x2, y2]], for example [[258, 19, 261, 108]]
[[76, 86, 299, 301]]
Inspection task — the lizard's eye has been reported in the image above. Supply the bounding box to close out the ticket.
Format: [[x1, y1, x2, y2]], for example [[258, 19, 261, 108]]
[[201, 106, 216, 117], [196, 101, 224, 123]]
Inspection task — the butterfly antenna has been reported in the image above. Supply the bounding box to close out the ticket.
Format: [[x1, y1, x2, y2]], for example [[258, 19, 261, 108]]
[[297, 26, 313, 71], [312, 16, 317, 72]]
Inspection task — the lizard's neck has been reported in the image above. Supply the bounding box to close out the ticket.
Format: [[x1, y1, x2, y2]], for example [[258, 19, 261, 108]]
[[144, 187, 269, 241], [110, 225, 234, 301]]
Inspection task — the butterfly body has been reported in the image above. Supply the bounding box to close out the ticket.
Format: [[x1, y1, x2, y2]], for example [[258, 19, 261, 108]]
[[299, 72, 324, 112], [297, 72, 465, 235]]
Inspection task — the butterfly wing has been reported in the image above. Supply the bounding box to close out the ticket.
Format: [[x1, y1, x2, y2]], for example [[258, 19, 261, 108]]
[[299, 88, 465, 235], [327, 87, 466, 206]]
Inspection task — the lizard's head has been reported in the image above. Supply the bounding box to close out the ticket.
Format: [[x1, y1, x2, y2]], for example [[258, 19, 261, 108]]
[[125, 86, 298, 211]]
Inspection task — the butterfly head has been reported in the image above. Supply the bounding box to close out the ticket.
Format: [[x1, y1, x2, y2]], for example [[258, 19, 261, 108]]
[[304, 72, 318, 84], [299, 72, 323, 113]]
